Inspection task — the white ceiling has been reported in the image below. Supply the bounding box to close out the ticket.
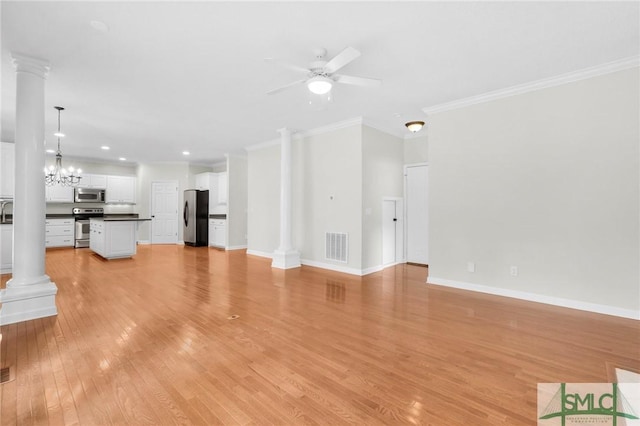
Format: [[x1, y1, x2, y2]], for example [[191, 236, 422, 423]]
[[2, 1, 638, 165]]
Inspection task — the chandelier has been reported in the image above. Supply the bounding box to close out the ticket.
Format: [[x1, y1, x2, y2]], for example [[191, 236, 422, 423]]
[[45, 106, 82, 186]]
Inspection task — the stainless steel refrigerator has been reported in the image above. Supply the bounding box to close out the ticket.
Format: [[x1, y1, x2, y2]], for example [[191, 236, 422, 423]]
[[183, 189, 209, 246]]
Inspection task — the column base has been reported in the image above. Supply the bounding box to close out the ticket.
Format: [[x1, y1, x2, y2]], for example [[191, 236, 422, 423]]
[[0, 280, 58, 325], [271, 249, 301, 270]]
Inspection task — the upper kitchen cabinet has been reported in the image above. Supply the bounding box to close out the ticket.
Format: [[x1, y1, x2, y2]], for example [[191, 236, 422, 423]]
[[81, 174, 107, 189], [195, 172, 214, 191], [45, 184, 74, 203], [106, 175, 136, 204], [195, 172, 227, 213], [0, 142, 15, 198]]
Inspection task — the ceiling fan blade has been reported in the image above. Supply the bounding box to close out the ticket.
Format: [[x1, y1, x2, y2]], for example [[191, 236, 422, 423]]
[[334, 74, 382, 87], [266, 79, 306, 95], [323, 47, 361, 74], [264, 58, 309, 74]]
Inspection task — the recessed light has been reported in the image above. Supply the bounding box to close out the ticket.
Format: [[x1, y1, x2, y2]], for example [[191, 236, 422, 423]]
[[101, 146, 110, 150], [90, 20, 109, 33], [119, 157, 126, 161], [46, 149, 55, 154], [182, 151, 190, 156]]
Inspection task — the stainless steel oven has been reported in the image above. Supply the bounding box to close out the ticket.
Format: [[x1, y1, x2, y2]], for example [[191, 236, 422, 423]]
[[72, 207, 103, 248], [74, 220, 90, 248]]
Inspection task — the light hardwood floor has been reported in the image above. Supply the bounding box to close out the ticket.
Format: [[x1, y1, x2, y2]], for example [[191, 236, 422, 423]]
[[1, 246, 638, 425]]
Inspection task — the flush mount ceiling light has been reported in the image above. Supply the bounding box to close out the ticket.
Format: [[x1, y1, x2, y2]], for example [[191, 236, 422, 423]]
[[45, 106, 82, 186], [307, 76, 333, 95], [405, 121, 425, 133]]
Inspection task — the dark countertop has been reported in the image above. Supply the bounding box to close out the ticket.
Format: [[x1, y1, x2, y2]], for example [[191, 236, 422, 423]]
[[103, 214, 139, 219], [46, 214, 74, 219], [93, 217, 151, 222], [104, 218, 151, 222], [209, 214, 227, 219]]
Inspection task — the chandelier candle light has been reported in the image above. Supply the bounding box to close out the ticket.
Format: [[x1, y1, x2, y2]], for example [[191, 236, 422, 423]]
[[45, 106, 82, 186]]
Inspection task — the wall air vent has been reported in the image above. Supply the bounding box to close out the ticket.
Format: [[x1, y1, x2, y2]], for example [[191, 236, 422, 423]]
[[325, 232, 348, 263]]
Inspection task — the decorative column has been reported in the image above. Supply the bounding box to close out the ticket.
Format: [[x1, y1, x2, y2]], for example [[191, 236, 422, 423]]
[[0, 53, 57, 325], [271, 128, 301, 269]]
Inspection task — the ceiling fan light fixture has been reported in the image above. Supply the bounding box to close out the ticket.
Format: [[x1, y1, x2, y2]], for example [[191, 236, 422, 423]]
[[405, 121, 425, 133], [307, 76, 333, 95]]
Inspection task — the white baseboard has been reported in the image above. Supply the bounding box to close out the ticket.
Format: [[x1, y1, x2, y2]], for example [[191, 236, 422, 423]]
[[0, 267, 11, 274], [226, 245, 247, 251], [428, 276, 640, 320], [246, 249, 272, 258], [301, 259, 363, 275], [137, 240, 151, 245], [362, 265, 384, 275]]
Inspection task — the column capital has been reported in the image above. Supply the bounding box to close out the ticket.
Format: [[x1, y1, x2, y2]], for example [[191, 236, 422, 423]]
[[277, 127, 293, 137], [12, 53, 50, 79]]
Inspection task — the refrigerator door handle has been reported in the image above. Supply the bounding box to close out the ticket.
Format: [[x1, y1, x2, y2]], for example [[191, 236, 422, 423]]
[[184, 201, 189, 227]]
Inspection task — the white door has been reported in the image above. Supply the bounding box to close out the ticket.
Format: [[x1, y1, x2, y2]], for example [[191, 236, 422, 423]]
[[382, 198, 404, 266], [406, 165, 428, 265], [151, 181, 179, 244]]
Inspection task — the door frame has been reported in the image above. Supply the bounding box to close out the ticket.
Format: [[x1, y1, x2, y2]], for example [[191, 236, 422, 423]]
[[404, 162, 428, 265], [150, 180, 179, 245], [382, 196, 405, 267]]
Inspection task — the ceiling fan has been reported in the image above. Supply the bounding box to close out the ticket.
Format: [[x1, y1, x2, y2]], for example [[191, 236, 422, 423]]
[[266, 47, 381, 96]]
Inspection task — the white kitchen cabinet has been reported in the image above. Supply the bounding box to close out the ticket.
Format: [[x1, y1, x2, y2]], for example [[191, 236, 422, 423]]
[[90, 218, 137, 259], [45, 218, 75, 248], [1, 142, 15, 199], [45, 185, 74, 203], [196, 172, 227, 214], [195, 172, 213, 191], [81, 174, 107, 189], [209, 219, 226, 248], [1, 224, 12, 273], [196, 172, 217, 213], [106, 175, 136, 204]]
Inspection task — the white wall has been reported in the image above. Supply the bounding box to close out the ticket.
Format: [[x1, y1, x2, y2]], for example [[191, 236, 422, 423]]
[[404, 134, 428, 164], [247, 144, 280, 255], [227, 155, 248, 249], [428, 67, 639, 316], [297, 125, 363, 270], [361, 126, 404, 270]]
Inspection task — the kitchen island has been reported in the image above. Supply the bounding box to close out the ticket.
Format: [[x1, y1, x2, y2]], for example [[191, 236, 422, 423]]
[[90, 217, 150, 260]]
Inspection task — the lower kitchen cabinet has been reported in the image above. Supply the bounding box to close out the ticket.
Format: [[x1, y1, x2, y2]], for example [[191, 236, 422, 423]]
[[45, 218, 74, 248], [1, 224, 12, 273], [209, 219, 226, 248], [90, 218, 137, 259]]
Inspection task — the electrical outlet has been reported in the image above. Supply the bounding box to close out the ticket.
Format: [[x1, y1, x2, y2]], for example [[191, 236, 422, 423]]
[[510, 266, 518, 276], [467, 262, 475, 273]]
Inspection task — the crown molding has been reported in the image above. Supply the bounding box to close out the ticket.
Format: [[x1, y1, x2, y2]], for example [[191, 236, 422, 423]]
[[423, 56, 640, 116]]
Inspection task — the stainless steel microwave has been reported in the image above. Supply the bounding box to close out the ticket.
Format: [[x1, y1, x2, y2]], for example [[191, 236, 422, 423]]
[[74, 188, 105, 203]]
